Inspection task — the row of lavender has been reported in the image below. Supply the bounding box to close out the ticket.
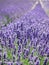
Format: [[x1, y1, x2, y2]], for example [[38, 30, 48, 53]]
[[0, 3, 49, 65]]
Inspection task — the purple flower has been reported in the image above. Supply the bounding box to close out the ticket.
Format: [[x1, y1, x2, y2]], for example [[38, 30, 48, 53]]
[[34, 59, 40, 65], [16, 31, 20, 39], [24, 48, 29, 58], [43, 58, 48, 65], [6, 62, 13, 65], [47, 33, 49, 41]]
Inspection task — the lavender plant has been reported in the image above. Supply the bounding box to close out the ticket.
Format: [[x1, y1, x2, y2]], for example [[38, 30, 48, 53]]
[[0, 3, 49, 65]]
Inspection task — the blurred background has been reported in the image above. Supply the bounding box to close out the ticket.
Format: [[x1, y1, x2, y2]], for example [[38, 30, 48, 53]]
[[40, 0, 49, 16], [0, 0, 49, 28], [0, 0, 38, 28]]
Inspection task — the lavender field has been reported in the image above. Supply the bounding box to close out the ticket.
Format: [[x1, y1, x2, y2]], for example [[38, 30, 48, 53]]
[[0, 0, 37, 28], [0, 0, 49, 65]]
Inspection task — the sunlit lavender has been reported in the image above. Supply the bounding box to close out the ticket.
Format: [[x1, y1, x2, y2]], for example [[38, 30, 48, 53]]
[[0, 1, 49, 65]]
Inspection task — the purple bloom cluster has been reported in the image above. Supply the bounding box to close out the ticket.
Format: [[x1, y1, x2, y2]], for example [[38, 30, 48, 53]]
[[0, 3, 49, 65]]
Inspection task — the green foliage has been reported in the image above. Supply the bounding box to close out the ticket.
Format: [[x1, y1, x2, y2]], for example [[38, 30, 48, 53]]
[[47, 61, 49, 65], [7, 49, 13, 60], [5, 15, 11, 24], [21, 58, 30, 65], [39, 56, 44, 65]]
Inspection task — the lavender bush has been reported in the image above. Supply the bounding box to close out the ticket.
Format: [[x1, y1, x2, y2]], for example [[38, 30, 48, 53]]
[[0, 3, 49, 65]]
